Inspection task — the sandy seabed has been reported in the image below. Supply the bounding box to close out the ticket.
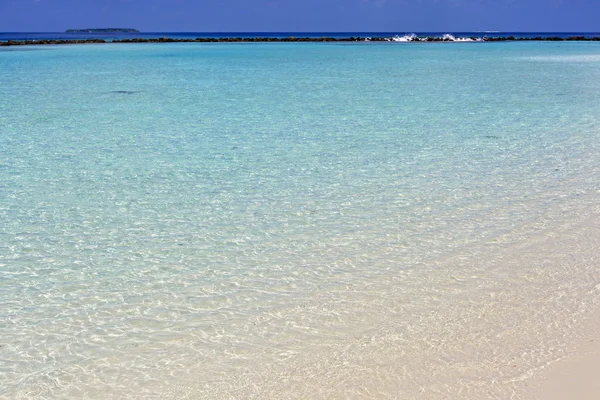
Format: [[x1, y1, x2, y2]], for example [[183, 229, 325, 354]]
[[135, 198, 600, 399], [4, 200, 599, 400]]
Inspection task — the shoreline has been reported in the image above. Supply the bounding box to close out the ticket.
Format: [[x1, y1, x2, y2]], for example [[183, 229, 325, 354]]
[[130, 200, 600, 399], [2, 35, 600, 47], [523, 307, 600, 399]]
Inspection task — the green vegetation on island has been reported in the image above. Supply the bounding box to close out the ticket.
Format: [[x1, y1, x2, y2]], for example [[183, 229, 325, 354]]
[[65, 28, 139, 33]]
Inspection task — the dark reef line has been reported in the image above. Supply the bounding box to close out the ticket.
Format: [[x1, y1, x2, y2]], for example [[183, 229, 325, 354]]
[[2, 36, 600, 46]]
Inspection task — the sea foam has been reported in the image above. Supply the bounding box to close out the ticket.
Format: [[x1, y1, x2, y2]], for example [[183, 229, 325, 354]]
[[388, 33, 482, 42]]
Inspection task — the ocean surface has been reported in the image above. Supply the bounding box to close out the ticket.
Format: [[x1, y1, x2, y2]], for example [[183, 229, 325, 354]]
[[1, 40, 600, 399]]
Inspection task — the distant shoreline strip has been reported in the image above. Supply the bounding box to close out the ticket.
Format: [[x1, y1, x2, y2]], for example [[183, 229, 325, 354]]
[[2, 35, 600, 46]]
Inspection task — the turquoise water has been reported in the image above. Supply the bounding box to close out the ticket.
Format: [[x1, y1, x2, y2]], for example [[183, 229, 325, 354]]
[[1, 42, 600, 398]]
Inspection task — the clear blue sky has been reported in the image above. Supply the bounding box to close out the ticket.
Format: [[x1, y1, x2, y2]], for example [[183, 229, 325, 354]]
[[1, 0, 598, 32]]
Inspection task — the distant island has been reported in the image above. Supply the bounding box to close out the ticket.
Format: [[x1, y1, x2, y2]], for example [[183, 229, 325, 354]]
[[65, 28, 139, 33]]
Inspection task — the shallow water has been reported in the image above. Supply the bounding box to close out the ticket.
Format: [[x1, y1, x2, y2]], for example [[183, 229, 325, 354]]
[[1, 42, 600, 398]]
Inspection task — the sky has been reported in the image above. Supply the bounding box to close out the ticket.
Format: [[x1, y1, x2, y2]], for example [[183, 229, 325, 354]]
[[0, 0, 599, 32]]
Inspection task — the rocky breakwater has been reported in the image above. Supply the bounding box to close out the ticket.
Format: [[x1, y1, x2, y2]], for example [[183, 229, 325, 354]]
[[2, 36, 600, 47], [94, 35, 600, 43], [0, 39, 107, 47], [111, 36, 378, 43], [484, 35, 598, 42]]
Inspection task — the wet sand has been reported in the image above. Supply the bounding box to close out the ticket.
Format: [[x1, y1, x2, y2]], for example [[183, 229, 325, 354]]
[[523, 308, 600, 399]]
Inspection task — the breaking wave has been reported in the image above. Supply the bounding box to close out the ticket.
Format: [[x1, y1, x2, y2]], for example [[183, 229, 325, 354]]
[[390, 34, 419, 42], [386, 33, 484, 42]]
